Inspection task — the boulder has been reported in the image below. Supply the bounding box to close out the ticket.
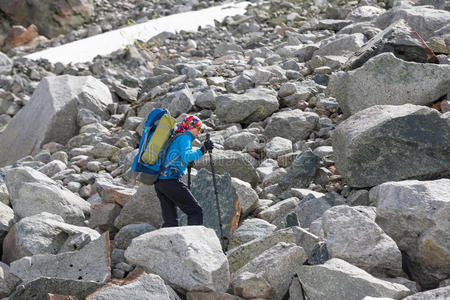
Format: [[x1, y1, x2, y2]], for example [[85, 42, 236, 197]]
[[0, 201, 13, 238], [195, 150, 259, 187], [332, 104, 450, 187], [298, 258, 410, 300], [94, 177, 136, 206], [346, 6, 386, 22], [5, 167, 91, 225], [215, 88, 279, 125], [372, 179, 450, 288], [230, 219, 276, 249], [86, 272, 171, 300], [188, 169, 239, 240], [344, 20, 438, 70], [0, 75, 113, 167], [114, 184, 163, 229], [319, 205, 402, 277], [230, 177, 258, 217], [264, 109, 319, 142], [125, 226, 230, 292], [0, 261, 18, 298], [88, 203, 121, 232], [232, 242, 307, 300], [374, 6, 450, 40], [0, 0, 94, 38], [232, 272, 272, 299], [2, 212, 100, 264], [257, 197, 300, 224], [0, 52, 12, 75], [186, 291, 236, 300], [162, 88, 195, 118], [227, 226, 319, 274], [295, 193, 334, 228], [314, 33, 366, 57], [265, 137, 292, 159], [224, 132, 258, 151], [279, 150, 321, 190], [11, 277, 103, 300], [114, 223, 156, 249], [9, 233, 110, 285], [402, 286, 450, 300], [329, 53, 450, 117]]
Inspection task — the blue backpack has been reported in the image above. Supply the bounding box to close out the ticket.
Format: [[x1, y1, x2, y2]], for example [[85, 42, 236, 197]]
[[131, 108, 178, 184]]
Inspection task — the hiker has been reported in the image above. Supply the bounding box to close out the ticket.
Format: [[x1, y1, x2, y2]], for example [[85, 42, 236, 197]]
[[154, 115, 214, 227]]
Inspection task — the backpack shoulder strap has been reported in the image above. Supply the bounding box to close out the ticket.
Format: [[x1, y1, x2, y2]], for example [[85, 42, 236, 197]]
[[159, 132, 188, 172]]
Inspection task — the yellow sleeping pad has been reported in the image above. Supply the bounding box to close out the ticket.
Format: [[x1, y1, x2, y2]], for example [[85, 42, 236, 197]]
[[142, 114, 176, 164]]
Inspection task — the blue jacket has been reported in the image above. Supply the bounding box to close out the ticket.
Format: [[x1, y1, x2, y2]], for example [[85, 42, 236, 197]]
[[159, 131, 204, 179]]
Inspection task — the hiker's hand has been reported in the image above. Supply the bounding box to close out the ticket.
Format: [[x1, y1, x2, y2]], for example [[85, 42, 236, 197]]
[[201, 140, 214, 153]]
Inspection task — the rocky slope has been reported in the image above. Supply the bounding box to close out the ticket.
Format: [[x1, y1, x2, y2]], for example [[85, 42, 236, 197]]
[[0, 0, 449, 299]]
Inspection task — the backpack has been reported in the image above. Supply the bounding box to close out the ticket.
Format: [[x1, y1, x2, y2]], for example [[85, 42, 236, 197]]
[[131, 108, 180, 185]]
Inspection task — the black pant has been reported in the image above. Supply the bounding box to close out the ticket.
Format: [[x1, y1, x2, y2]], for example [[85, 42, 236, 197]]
[[154, 178, 203, 227]]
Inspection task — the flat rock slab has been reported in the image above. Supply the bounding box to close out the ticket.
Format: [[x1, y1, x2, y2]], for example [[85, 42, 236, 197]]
[[332, 104, 450, 188], [264, 109, 319, 142], [125, 226, 230, 293], [5, 167, 91, 225], [86, 272, 171, 300], [329, 53, 450, 117], [298, 258, 410, 300], [10, 277, 103, 300], [372, 179, 450, 289], [9, 233, 110, 285], [0, 75, 112, 167]]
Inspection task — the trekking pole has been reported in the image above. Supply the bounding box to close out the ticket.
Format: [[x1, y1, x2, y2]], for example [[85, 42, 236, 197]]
[[187, 162, 193, 189], [205, 133, 226, 250]]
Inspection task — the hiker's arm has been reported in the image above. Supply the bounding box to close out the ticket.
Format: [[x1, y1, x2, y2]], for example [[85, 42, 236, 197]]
[[179, 136, 203, 165]]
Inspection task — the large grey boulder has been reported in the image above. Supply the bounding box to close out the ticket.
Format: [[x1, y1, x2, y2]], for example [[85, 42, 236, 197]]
[[295, 193, 335, 228], [344, 20, 437, 70], [215, 88, 279, 125], [232, 242, 308, 300], [9, 233, 110, 285], [402, 286, 450, 300], [332, 104, 450, 188], [264, 109, 319, 142], [374, 6, 450, 40], [125, 226, 230, 293], [0, 0, 95, 38], [329, 53, 450, 117], [11, 277, 103, 300], [372, 179, 450, 288], [298, 258, 410, 300], [319, 205, 402, 277], [195, 150, 259, 187], [5, 167, 91, 225], [114, 184, 163, 229], [188, 169, 239, 240], [2, 212, 100, 264], [86, 272, 171, 300], [162, 88, 195, 118], [257, 197, 300, 224], [0, 75, 112, 167]]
